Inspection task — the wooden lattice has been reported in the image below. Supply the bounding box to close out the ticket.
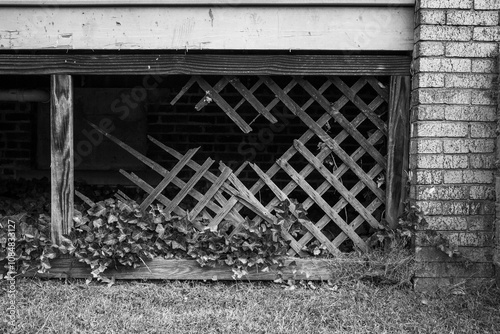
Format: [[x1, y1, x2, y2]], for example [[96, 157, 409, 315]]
[[88, 74, 392, 256]]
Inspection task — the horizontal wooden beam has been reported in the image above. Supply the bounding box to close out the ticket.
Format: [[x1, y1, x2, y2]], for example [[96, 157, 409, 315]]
[[0, 0, 416, 6], [11, 258, 333, 281], [0, 6, 414, 51], [0, 54, 411, 75]]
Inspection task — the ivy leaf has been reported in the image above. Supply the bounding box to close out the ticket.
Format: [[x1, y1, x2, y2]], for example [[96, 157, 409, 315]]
[[155, 224, 165, 238]]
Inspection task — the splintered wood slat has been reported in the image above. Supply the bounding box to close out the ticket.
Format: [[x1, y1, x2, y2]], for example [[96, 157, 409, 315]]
[[170, 76, 197, 105], [277, 159, 369, 253], [189, 165, 232, 221], [195, 76, 252, 133], [293, 140, 382, 229], [263, 76, 384, 202], [194, 76, 229, 111], [296, 77, 387, 170], [366, 76, 390, 102], [75, 190, 95, 207], [164, 158, 214, 214], [329, 76, 387, 134], [227, 76, 278, 124], [250, 163, 340, 256], [139, 147, 200, 211]]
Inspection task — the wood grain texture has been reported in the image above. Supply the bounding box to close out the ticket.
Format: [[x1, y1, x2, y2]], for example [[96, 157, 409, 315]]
[[50, 74, 74, 245], [386, 76, 410, 229], [0, 6, 413, 51], [9, 258, 333, 281], [0, 54, 411, 76]]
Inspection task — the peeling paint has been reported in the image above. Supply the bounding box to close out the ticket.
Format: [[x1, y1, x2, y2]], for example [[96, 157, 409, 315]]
[[208, 9, 214, 27]]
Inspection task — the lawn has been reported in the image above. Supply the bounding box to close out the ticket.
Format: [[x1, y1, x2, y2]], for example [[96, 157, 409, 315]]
[[2, 277, 499, 334]]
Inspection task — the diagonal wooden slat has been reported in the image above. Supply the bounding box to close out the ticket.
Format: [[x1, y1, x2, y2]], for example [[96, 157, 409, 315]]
[[366, 76, 390, 103], [329, 76, 387, 134], [164, 158, 214, 214], [139, 147, 199, 211], [250, 162, 340, 256], [263, 76, 384, 202], [296, 77, 387, 170], [194, 76, 229, 111], [75, 190, 95, 207], [195, 76, 252, 133], [170, 76, 197, 106], [293, 140, 382, 229], [227, 75, 278, 124], [277, 159, 369, 252], [189, 165, 232, 222]]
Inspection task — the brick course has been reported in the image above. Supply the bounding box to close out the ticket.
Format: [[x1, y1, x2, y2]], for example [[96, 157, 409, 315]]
[[412, 0, 498, 290]]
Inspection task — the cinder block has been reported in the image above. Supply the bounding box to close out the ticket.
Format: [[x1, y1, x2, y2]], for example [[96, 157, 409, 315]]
[[417, 9, 447, 24], [445, 42, 498, 57], [413, 121, 469, 137], [414, 88, 472, 105], [472, 59, 496, 72], [443, 154, 469, 169], [444, 73, 496, 88], [474, 0, 500, 10], [417, 25, 473, 41], [470, 122, 496, 138], [416, 170, 444, 184], [415, 41, 446, 56], [415, 57, 472, 72], [444, 105, 496, 121], [413, 73, 445, 88], [446, 10, 499, 25], [473, 26, 500, 41], [419, 0, 473, 9]]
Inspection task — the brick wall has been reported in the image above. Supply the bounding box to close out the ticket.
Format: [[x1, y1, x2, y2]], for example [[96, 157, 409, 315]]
[[0, 102, 33, 177], [412, 0, 499, 289]]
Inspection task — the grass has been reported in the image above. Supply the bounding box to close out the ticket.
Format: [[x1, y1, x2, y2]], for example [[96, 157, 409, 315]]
[[2, 273, 499, 333]]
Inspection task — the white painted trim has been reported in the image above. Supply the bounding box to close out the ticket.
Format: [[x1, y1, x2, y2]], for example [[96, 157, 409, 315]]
[[0, 0, 415, 6]]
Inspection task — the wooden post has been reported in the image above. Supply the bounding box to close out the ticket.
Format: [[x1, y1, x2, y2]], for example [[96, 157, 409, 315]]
[[386, 76, 410, 229], [495, 55, 500, 286], [50, 74, 74, 245]]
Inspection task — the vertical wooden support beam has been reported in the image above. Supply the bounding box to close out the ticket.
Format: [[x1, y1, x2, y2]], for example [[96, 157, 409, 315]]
[[50, 74, 74, 245], [386, 76, 410, 229], [495, 55, 500, 286]]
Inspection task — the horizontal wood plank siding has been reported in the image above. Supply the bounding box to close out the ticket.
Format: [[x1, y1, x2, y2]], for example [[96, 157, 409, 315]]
[[0, 54, 411, 75], [0, 6, 413, 51]]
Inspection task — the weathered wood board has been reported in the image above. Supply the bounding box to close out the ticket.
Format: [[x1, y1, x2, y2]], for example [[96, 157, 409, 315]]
[[0, 6, 413, 50], [13, 258, 333, 281], [0, 1, 416, 5]]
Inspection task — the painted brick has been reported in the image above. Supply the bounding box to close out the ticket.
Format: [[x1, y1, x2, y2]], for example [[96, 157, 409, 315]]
[[411, 139, 444, 153], [416, 170, 444, 184], [446, 10, 499, 25], [444, 231, 494, 247], [445, 42, 498, 57], [474, 0, 500, 10], [470, 122, 496, 138], [444, 73, 495, 88], [471, 90, 496, 105], [442, 201, 480, 215], [473, 26, 500, 41], [413, 105, 445, 121], [413, 121, 469, 137], [423, 216, 468, 230], [468, 139, 495, 152], [469, 154, 495, 168], [419, 0, 473, 9], [416, 261, 494, 278], [414, 88, 472, 104], [444, 105, 496, 121], [467, 215, 495, 230], [413, 73, 445, 88], [443, 138, 494, 153], [470, 185, 495, 200], [415, 57, 471, 72], [416, 154, 445, 168], [417, 25, 472, 41], [416, 185, 468, 200], [472, 59, 496, 72], [415, 41, 446, 57], [443, 170, 494, 183], [416, 246, 493, 262], [418, 9, 447, 24], [443, 154, 469, 168]]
